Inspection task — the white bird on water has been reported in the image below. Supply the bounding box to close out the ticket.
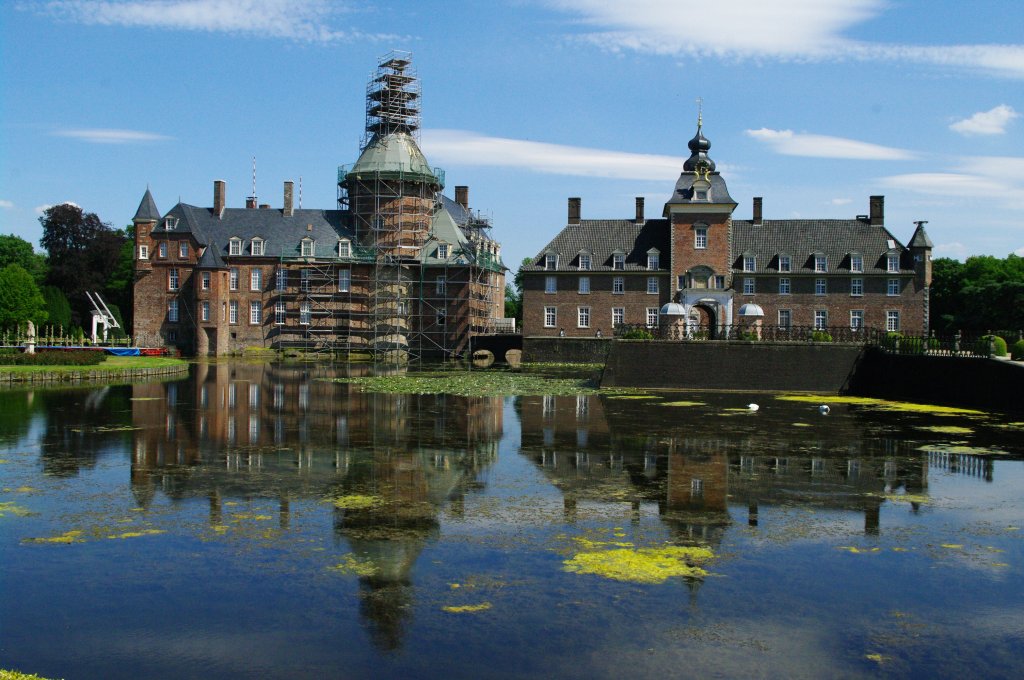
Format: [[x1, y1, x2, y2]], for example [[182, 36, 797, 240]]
[[748, 403, 759, 411], [819, 404, 830, 415]]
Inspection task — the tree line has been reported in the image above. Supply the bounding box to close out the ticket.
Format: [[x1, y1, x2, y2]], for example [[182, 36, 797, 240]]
[[930, 254, 1024, 336], [0, 203, 133, 337]]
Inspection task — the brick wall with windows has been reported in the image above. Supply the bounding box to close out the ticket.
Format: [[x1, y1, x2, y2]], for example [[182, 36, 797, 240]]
[[670, 214, 732, 292], [522, 272, 670, 336]]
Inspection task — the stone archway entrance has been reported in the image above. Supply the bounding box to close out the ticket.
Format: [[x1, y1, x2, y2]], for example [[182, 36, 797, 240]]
[[690, 303, 718, 339]]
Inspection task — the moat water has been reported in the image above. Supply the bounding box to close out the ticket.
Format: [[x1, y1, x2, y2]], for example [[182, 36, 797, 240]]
[[1, 362, 1023, 679]]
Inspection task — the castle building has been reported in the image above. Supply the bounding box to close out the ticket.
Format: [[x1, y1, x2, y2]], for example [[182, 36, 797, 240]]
[[521, 120, 932, 338], [132, 52, 505, 359]]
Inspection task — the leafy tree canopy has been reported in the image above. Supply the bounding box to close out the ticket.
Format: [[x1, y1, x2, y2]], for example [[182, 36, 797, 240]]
[[0, 233, 47, 284], [0, 264, 48, 327]]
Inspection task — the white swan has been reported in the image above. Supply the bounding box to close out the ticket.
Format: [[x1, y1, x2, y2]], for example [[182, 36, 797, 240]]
[[748, 403, 759, 411], [819, 404, 830, 415]]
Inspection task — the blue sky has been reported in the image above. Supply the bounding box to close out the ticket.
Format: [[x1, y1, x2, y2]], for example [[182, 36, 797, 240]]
[[2, 0, 1022, 271]]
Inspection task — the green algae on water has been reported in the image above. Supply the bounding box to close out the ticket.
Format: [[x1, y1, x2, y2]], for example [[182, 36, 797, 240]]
[[563, 538, 716, 584], [0, 501, 35, 517], [775, 394, 987, 415], [328, 371, 599, 397], [442, 602, 492, 613], [327, 494, 385, 510], [658, 400, 706, 407], [23, 529, 85, 544], [327, 554, 378, 577]]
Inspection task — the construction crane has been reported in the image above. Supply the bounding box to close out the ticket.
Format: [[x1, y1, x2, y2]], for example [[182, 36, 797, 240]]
[[86, 291, 120, 344]]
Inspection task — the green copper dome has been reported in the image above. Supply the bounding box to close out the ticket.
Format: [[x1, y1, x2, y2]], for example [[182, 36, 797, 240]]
[[343, 132, 442, 187]]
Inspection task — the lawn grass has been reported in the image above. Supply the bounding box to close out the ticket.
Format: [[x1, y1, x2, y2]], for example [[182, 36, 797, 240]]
[[0, 355, 187, 374]]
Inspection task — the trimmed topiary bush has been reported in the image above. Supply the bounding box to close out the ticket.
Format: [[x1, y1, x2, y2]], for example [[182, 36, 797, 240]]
[[976, 335, 1007, 357], [1011, 339, 1024, 361], [0, 349, 106, 366], [811, 330, 833, 343]]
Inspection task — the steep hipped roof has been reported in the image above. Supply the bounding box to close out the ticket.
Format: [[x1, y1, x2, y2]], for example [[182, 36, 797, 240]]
[[525, 219, 670, 271], [731, 220, 911, 273], [909, 222, 934, 249], [133, 188, 160, 222]]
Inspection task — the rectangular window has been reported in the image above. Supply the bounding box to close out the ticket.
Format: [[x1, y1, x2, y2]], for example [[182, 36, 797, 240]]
[[251, 239, 264, 256], [229, 300, 238, 324], [158, 242, 168, 258], [301, 269, 311, 291], [545, 253, 557, 270], [437, 243, 449, 259], [850, 309, 864, 330], [779, 255, 791, 272], [695, 228, 707, 249], [851, 254, 864, 273], [779, 277, 791, 295], [544, 306, 556, 328], [647, 276, 659, 294], [276, 268, 287, 291], [229, 239, 241, 256], [814, 310, 828, 330], [250, 269, 262, 291], [168, 268, 179, 291], [578, 253, 591, 270], [167, 299, 178, 322], [613, 253, 625, 270], [815, 255, 827, 272], [201, 271, 210, 290], [887, 254, 900, 272], [299, 302, 311, 325], [648, 253, 659, 270], [179, 242, 188, 259], [436, 276, 447, 295], [743, 277, 755, 294], [250, 301, 261, 324], [613, 276, 624, 294], [301, 240, 314, 257], [275, 301, 285, 324], [338, 269, 351, 292], [851, 277, 864, 296], [612, 307, 624, 326], [886, 310, 900, 332], [646, 308, 658, 328], [578, 276, 590, 294], [338, 241, 351, 257], [743, 255, 756, 272], [139, 245, 149, 260], [815, 278, 827, 295], [712, 275, 725, 289], [778, 309, 792, 329], [229, 268, 239, 291], [545, 276, 557, 294], [436, 310, 446, 326], [888, 278, 900, 296], [578, 306, 590, 328], [201, 300, 210, 321]]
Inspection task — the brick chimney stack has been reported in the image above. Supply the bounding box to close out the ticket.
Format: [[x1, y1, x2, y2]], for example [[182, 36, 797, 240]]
[[635, 197, 645, 224], [753, 197, 763, 226], [214, 180, 226, 218], [246, 196, 257, 210], [568, 197, 581, 225], [283, 181, 294, 216], [870, 195, 884, 226], [455, 185, 469, 210]]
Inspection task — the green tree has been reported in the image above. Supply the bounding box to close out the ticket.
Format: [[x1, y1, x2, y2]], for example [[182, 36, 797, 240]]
[[0, 264, 48, 327], [930, 254, 1024, 334], [0, 233, 47, 285], [504, 283, 521, 321], [41, 285, 72, 330], [929, 258, 964, 334]]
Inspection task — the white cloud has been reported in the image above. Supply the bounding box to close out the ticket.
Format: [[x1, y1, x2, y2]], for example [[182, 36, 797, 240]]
[[950, 105, 1020, 136], [745, 128, 915, 160], [52, 128, 171, 144], [34, 0, 398, 42], [421, 129, 686, 180], [936, 241, 969, 259], [883, 156, 1024, 208], [0, 199, 14, 209], [547, 0, 1024, 77], [829, 198, 852, 206]]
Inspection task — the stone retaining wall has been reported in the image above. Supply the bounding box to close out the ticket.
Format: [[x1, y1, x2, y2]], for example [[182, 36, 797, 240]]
[[523, 337, 614, 364], [0, 363, 189, 385]]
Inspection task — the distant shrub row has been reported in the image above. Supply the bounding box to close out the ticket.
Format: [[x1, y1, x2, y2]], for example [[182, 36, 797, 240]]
[[0, 350, 106, 366]]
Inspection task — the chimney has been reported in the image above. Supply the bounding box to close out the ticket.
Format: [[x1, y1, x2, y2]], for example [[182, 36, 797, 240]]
[[455, 185, 469, 210], [753, 197, 763, 226], [213, 180, 226, 218], [283, 181, 294, 216], [246, 196, 257, 210], [635, 197, 645, 224], [568, 197, 581, 225], [259, 203, 270, 209], [870, 195, 884, 226]]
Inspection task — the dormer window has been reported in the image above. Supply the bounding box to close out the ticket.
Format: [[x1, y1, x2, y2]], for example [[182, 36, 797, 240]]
[[612, 252, 625, 270], [338, 240, 351, 258], [887, 253, 900, 272], [437, 243, 450, 259], [544, 253, 558, 270], [851, 253, 864, 273], [578, 252, 592, 270], [301, 238, 314, 257], [164, 217, 177, 230], [814, 254, 827, 273], [778, 254, 791, 272], [743, 255, 756, 272], [229, 238, 241, 256], [251, 238, 265, 256], [647, 250, 660, 270]]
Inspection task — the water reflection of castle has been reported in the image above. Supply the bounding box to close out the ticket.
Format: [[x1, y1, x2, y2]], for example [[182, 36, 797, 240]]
[[518, 394, 932, 538], [130, 362, 503, 650]]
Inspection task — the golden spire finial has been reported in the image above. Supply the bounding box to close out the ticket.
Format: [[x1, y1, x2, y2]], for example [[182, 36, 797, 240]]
[[696, 97, 703, 128]]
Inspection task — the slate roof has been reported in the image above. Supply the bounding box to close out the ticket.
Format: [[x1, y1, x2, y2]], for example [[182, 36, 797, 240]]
[[909, 222, 934, 249], [133, 189, 160, 222], [525, 219, 670, 271], [731, 220, 911, 274], [665, 172, 736, 207]]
